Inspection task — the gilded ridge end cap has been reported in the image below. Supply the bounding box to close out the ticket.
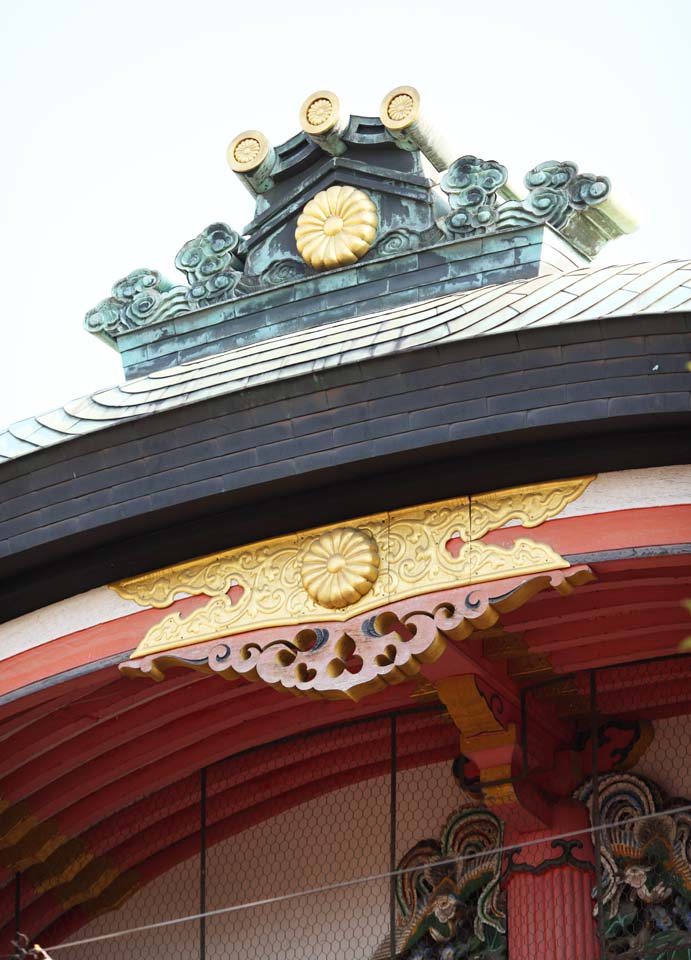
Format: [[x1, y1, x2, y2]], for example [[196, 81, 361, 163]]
[[226, 129, 271, 174], [380, 85, 421, 131], [300, 90, 342, 136]]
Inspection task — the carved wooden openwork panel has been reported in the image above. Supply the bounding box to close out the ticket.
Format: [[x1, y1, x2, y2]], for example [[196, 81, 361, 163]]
[[120, 568, 593, 699]]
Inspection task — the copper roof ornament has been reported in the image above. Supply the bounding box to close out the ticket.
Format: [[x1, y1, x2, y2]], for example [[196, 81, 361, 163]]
[[79, 84, 635, 378]]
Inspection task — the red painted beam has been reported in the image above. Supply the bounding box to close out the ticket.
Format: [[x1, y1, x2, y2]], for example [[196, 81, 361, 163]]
[[0, 671, 208, 781], [3, 686, 415, 854], [0, 675, 253, 799]]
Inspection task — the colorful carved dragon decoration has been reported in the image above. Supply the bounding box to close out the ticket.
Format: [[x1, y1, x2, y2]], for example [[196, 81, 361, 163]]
[[577, 772, 691, 959], [378, 808, 506, 960]]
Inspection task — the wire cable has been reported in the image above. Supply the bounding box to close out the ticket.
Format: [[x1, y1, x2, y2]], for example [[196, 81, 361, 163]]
[[33, 800, 691, 952]]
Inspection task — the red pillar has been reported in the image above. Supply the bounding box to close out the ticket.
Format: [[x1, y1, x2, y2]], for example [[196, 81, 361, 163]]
[[505, 801, 598, 960]]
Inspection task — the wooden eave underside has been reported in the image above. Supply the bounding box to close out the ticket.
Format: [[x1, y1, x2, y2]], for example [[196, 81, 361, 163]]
[[1, 543, 691, 946]]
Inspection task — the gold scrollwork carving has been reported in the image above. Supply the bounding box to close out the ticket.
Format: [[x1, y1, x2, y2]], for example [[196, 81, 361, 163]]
[[115, 476, 595, 662], [113, 556, 242, 608], [458, 538, 569, 584], [466, 476, 594, 541], [136, 595, 245, 655]]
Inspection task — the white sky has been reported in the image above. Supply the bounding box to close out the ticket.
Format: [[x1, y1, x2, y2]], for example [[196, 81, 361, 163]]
[[1, 0, 690, 427]]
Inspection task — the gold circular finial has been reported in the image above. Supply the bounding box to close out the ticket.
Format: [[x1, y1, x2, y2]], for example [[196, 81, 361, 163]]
[[388, 93, 415, 122], [299, 90, 341, 136], [301, 527, 380, 609], [226, 129, 270, 173], [295, 185, 378, 271], [380, 85, 421, 131]]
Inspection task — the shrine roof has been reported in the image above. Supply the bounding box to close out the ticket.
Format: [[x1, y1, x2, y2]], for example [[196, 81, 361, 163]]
[[2, 258, 690, 464]]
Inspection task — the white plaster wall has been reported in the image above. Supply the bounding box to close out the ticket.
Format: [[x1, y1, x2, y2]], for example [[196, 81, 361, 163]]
[[557, 465, 691, 521], [0, 587, 141, 663], [64, 760, 463, 960]]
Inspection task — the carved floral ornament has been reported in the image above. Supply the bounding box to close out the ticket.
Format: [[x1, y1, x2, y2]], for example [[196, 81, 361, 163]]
[[295, 185, 378, 270], [226, 129, 271, 173], [300, 527, 380, 608], [386, 92, 416, 124], [116, 476, 596, 697], [299, 90, 341, 136]]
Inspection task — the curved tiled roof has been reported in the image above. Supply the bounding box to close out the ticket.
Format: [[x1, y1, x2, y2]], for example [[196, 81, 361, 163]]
[[2, 259, 690, 463]]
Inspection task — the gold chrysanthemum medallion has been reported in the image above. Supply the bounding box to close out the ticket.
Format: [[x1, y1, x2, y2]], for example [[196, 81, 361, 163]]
[[234, 137, 261, 165], [295, 185, 378, 270], [226, 129, 270, 173], [379, 85, 421, 131], [301, 527, 380, 609], [387, 93, 415, 123]]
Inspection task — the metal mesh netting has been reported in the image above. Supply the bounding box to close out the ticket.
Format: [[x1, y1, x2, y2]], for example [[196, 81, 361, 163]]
[[56, 707, 459, 960], [205, 715, 393, 960], [14, 656, 691, 960], [56, 771, 202, 960]]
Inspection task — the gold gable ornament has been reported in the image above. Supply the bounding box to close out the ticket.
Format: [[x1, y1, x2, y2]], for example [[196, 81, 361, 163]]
[[115, 476, 595, 663]]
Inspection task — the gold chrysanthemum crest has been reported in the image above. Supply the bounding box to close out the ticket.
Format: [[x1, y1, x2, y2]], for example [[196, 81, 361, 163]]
[[387, 93, 415, 123], [299, 90, 341, 136], [380, 85, 420, 131], [300, 527, 380, 609], [295, 185, 378, 270], [226, 129, 270, 173]]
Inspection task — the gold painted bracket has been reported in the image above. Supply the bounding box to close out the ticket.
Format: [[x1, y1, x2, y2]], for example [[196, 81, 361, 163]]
[[121, 566, 595, 701]]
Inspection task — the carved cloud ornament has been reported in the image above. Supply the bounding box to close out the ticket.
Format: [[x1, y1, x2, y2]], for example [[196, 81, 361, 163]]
[[440, 156, 508, 236], [84, 222, 245, 341], [84, 269, 190, 341], [438, 156, 630, 257], [174, 222, 243, 305]]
